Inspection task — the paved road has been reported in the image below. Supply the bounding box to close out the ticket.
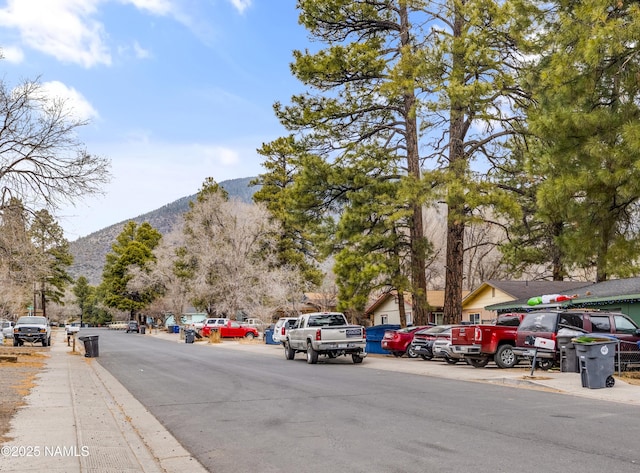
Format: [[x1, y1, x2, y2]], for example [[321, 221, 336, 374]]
[[91, 329, 640, 473]]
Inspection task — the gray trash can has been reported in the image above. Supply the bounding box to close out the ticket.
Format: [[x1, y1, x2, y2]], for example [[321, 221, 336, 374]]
[[557, 336, 579, 373], [79, 335, 99, 358], [185, 329, 195, 344], [140, 325, 146, 334], [575, 339, 616, 389]]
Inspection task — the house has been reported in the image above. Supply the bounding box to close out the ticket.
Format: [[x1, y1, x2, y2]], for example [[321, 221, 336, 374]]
[[485, 277, 640, 326], [299, 292, 338, 313], [462, 280, 592, 323], [365, 291, 447, 326]]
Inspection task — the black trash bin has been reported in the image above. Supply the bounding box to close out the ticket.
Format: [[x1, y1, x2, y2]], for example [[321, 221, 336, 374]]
[[557, 336, 579, 373], [140, 325, 146, 334], [574, 338, 616, 389], [185, 329, 195, 344], [79, 335, 99, 358]]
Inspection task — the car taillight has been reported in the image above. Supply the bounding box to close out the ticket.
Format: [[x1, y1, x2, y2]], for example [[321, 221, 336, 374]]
[[474, 327, 482, 342], [315, 329, 321, 341], [281, 327, 286, 335], [362, 327, 366, 339]]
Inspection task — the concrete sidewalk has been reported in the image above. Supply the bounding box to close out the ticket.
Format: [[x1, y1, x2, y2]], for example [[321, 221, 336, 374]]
[[0, 330, 207, 473]]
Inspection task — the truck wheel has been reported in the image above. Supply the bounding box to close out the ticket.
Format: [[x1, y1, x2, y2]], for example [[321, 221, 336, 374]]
[[444, 356, 459, 364], [468, 356, 490, 368], [420, 354, 433, 361], [306, 342, 318, 364], [392, 351, 403, 357], [494, 345, 517, 369], [352, 354, 364, 364], [13, 338, 19, 347], [42, 337, 48, 347], [284, 341, 295, 360]]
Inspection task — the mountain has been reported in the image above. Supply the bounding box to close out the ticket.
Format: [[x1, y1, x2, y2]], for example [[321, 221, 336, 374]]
[[69, 177, 258, 285]]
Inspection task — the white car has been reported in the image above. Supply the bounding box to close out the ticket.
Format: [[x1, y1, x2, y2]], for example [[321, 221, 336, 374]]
[[193, 318, 228, 330], [272, 317, 299, 345], [2, 320, 15, 339], [431, 328, 464, 364]]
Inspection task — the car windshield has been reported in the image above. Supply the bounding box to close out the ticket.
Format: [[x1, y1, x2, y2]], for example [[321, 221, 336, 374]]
[[418, 326, 449, 335], [16, 316, 47, 325], [519, 313, 557, 332]]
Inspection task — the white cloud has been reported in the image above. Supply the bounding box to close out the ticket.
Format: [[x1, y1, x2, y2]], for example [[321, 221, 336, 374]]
[[0, 0, 111, 68], [229, 0, 252, 14], [122, 0, 174, 16], [41, 81, 100, 121], [133, 41, 151, 59], [0, 45, 24, 63]]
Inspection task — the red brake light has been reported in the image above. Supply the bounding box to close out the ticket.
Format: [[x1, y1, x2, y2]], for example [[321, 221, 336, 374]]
[[474, 327, 482, 342], [315, 328, 321, 341], [362, 327, 366, 339], [281, 327, 286, 335]]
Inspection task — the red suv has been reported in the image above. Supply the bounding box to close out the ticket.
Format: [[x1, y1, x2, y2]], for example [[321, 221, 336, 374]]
[[512, 309, 640, 369]]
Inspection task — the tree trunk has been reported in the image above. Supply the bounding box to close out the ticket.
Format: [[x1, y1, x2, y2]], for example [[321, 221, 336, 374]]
[[443, 3, 466, 326], [444, 220, 464, 324], [400, 3, 428, 326], [397, 290, 407, 328]]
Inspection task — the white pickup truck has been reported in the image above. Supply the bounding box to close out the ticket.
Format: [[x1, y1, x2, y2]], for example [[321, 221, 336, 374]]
[[284, 312, 367, 364]]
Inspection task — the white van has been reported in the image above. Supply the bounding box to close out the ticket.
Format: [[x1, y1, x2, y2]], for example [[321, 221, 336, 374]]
[[272, 317, 299, 345]]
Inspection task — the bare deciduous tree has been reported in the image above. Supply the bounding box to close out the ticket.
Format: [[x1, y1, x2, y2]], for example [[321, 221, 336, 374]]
[[183, 189, 304, 320], [0, 77, 110, 213]]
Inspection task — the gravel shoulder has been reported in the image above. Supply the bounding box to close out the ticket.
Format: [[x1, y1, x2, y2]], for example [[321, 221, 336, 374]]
[[0, 344, 48, 444]]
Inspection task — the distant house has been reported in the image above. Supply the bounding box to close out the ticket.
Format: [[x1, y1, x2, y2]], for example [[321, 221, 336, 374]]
[[299, 292, 338, 313], [485, 277, 640, 326], [463, 280, 592, 323], [365, 291, 447, 326]]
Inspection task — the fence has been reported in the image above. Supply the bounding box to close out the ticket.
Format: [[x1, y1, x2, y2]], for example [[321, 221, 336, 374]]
[[617, 339, 640, 373]]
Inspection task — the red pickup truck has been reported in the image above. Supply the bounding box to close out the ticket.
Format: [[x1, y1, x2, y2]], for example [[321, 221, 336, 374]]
[[450, 313, 527, 368]]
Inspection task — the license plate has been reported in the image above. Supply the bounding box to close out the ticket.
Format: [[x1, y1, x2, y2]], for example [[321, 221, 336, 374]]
[[346, 328, 361, 338]]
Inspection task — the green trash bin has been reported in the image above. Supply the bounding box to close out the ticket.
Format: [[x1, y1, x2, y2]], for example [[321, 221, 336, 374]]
[[79, 335, 99, 358], [574, 338, 616, 389]]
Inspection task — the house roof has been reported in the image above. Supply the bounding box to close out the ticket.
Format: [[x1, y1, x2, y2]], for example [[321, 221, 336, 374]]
[[482, 278, 640, 312], [365, 290, 448, 315], [472, 280, 593, 301]]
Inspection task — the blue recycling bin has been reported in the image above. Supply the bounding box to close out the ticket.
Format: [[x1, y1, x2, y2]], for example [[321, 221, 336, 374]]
[[173, 325, 180, 334], [365, 324, 400, 355], [264, 329, 279, 345]]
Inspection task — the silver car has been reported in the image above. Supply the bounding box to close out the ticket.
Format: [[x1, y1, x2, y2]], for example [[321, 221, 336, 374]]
[[431, 327, 464, 364]]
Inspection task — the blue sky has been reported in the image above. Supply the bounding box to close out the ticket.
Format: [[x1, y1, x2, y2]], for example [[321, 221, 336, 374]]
[[0, 0, 310, 240]]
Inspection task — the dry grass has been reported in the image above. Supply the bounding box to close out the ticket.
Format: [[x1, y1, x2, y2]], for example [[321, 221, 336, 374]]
[[619, 371, 640, 386], [0, 346, 47, 443]]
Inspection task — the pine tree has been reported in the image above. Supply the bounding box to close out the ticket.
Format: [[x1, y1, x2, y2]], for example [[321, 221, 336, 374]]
[[100, 221, 162, 321]]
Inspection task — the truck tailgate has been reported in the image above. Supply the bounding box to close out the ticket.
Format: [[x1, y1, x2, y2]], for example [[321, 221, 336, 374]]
[[320, 326, 364, 341], [451, 326, 476, 345]]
